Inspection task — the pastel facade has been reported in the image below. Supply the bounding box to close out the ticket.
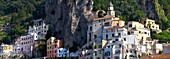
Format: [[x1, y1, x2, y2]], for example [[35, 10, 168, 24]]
[[104, 35, 139, 59], [111, 17, 125, 27], [47, 37, 62, 58], [0, 44, 13, 53], [127, 21, 150, 45], [14, 34, 35, 56], [145, 18, 159, 30]]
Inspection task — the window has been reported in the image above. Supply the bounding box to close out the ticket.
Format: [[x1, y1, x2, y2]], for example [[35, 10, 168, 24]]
[[112, 34, 114, 37], [129, 24, 132, 27], [94, 35, 97, 39], [105, 51, 110, 56], [89, 33, 91, 41], [115, 39, 118, 41], [124, 38, 126, 41], [144, 32, 147, 34], [98, 45, 102, 48], [128, 31, 131, 35], [118, 33, 121, 36], [106, 34, 108, 39], [90, 26, 92, 31], [115, 50, 120, 54], [112, 41, 115, 43], [148, 21, 150, 24], [116, 23, 119, 26]]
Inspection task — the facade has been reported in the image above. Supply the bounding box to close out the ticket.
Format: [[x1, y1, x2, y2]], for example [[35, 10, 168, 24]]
[[57, 48, 69, 57], [111, 17, 125, 27], [145, 18, 159, 30], [0, 44, 13, 53], [47, 37, 62, 58], [28, 19, 49, 40], [104, 35, 139, 59], [93, 38, 103, 59], [14, 34, 35, 56], [87, 2, 115, 43], [127, 21, 150, 45]]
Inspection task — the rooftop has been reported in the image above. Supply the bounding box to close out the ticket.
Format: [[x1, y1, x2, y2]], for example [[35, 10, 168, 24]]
[[95, 15, 113, 21], [140, 54, 170, 59]]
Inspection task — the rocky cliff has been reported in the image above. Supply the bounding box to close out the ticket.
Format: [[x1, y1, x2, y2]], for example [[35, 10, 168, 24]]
[[45, 0, 94, 51]]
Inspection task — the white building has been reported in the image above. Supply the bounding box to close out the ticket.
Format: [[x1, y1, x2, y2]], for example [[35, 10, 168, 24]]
[[57, 48, 78, 57], [87, 2, 115, 43], [28, 18, 49, 40]]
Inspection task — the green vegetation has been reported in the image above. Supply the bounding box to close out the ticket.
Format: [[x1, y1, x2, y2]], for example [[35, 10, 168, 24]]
[[0, 0, 170, 44], [93, 0, 146, 22], [153, 30, 170, 42], [0, 0, 45, 44]]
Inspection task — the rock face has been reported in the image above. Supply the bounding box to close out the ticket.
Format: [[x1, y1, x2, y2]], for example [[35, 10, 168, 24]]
[[45, 0, 94, 51]]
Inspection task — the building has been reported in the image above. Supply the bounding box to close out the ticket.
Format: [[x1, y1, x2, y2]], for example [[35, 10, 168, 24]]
[[104, 35, 139, 59], [127, 21, 150, 45], [144, 18, 161, 34], [14, 34, 35, 56], [46, 37, 62, 58], [57, 48, 69, 57], [145, 18, 159, 30], [93, 37, 103, 59], [87, 2, 115, 43], [0, 44, 13, 53], [111, 17, 125, 27], [140, 54, 170, 59], [28, 19, 49, 40]]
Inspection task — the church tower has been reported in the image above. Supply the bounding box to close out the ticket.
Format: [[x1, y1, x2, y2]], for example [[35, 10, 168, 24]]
[[107, 2, 115, 17]]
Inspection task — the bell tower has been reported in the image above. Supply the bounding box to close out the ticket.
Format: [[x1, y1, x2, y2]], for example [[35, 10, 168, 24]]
[[107, 2, 115, 17]]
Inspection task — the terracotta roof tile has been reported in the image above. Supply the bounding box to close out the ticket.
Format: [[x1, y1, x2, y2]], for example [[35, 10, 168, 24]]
[[140, 54, 170, 59], [95, 15, 113, 20]]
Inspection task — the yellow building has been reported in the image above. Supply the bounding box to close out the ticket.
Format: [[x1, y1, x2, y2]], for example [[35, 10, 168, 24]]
[[47, 37, 62, 57], [111, 17, 125, 27], [0, 44, 13, 53], [145, 18, 159, 30]]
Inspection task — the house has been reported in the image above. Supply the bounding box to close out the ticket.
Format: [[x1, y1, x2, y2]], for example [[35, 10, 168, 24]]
[[93, 37, 103, 59], [104, 35, 139, 59], [0, 44, 13, 53], [46, 37, 62, 58], [87, 2, 116, 43], [28, 18, 49, 40], [57, 48, 69, 57], [144, 18, 161, 34], [111, 17, 125, 27], [127, 21, 150, 45], [14, 34, 35, 57]]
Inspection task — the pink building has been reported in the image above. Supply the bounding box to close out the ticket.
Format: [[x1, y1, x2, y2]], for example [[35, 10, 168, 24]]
[[47, 37, 62, 57]]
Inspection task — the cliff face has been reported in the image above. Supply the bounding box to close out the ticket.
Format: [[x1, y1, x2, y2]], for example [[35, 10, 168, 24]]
[[45, 0, 94, 51]]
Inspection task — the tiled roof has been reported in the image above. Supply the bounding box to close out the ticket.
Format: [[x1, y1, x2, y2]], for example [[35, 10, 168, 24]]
[[140, 54, 170, 59], [95, 15, 113, 20], [146, 37, 152, 41]]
